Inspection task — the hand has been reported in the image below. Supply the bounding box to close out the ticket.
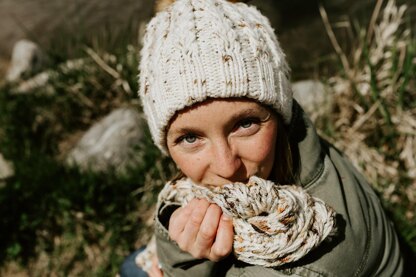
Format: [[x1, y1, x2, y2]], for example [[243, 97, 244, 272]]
[[148, 255, 163, 277], [168, 198, 234, 261]]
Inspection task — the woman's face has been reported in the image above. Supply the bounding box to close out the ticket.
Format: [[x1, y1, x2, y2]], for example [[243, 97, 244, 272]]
[[167, 99, 278, 186]]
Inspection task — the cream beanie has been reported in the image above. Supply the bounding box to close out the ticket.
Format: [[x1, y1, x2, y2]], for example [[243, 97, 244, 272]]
[[139, 0, 292, 154]]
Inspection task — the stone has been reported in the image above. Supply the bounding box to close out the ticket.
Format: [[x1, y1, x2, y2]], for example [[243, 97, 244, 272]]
[[13, 59, 85, 94], [292, 80, 332, 119], [0, 153, 14, 186], [6, 39, 45, 82], [66, 107, 146, 175]]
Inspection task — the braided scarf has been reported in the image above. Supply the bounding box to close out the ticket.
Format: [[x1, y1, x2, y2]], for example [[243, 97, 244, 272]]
[[136, 176, 336, 270]]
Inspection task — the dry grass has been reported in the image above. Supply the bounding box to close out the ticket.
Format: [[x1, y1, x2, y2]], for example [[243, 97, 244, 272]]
[[318, 0, 416, 238]]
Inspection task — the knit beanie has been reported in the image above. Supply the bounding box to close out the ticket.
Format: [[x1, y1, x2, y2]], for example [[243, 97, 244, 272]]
[[139, 0, 293, 154]]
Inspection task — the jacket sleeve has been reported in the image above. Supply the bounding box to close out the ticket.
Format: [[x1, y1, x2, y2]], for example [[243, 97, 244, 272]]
[[153, 201, 311, 277], [154, 202, 222, 277]]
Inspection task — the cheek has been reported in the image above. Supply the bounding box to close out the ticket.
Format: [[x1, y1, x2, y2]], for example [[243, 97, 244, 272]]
[[255, 131, 277, 165], [169, 151, 205, 182], [240, 124, 277, 175]]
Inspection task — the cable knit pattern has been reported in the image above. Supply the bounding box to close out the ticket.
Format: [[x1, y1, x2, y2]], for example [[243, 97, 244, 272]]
[[136, 176, 336, 269], [139, 0, 292, 154]]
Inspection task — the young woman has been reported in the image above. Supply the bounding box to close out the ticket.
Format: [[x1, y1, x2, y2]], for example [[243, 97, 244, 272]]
[[121, 0, 405, 276]]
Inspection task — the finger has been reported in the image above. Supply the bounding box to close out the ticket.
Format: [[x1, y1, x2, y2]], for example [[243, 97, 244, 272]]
[[148, 255, 163, 277], [210, 213, 234, 261], [169, 199, 196, 240], [194, 204, 222, 252], [177, 199, 210, 249], [169, 207, 188, 240], [148, 265, 163, 277]]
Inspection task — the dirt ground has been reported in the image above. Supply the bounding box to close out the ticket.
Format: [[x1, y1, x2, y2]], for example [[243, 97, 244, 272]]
[[0, 0, 154, 77], [0, 0, 328, 79], [0, 0, 413, 79]]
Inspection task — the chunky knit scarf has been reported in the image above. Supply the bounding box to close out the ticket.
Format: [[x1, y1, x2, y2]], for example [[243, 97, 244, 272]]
[[136, 176, 336, 271]]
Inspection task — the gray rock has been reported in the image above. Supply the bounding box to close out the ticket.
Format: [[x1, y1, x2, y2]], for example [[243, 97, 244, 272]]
[[292, 80, 332, 119], [0, 153, 14, 185], [14, 71, 51, 94], [14, 58, 85, 94], [6, 39, 45, 82], [66, 107, 146, 175]]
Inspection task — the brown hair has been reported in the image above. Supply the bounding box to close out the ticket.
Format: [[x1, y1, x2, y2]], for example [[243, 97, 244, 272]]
[[269, 114, 295, 184]]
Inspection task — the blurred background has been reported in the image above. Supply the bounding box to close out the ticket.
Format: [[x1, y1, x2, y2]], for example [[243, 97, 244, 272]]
[[0, 0, 415, 275]]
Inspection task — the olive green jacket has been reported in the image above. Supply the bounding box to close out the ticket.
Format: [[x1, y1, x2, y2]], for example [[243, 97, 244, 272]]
[[154, 102, 404, 277]]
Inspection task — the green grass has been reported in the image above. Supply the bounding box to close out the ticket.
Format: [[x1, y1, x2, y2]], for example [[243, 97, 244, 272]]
[[0, 27, 175, 274], [0, 80, 174, 273]]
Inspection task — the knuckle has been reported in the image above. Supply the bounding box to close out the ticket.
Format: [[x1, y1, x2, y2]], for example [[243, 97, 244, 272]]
[[176, 239, 190, 252], [199, 226, 216, 241], [178, 206, 191, 217], [189, 212, 204, 226], [213, 244, 232, 258], [209, 254, 221, 262], [187, 198, 200, 209]]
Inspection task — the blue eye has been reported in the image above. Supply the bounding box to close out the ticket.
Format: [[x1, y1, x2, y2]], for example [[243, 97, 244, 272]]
[[240, 120, 253, 129], [240, 117, 260, 129], [179, 134, 197, 144], [184, 135, 196, 143]]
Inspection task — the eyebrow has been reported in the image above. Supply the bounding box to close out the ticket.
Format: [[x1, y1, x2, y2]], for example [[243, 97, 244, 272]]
[[229, 107, 270, 122]]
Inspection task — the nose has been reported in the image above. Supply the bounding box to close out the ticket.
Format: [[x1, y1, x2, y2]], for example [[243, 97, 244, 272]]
[[209, 139, 242, 180]]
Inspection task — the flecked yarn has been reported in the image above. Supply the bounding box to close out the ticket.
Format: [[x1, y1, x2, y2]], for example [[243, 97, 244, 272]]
[[139, 0, 292, 154], [136, 176, 336, 269]]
